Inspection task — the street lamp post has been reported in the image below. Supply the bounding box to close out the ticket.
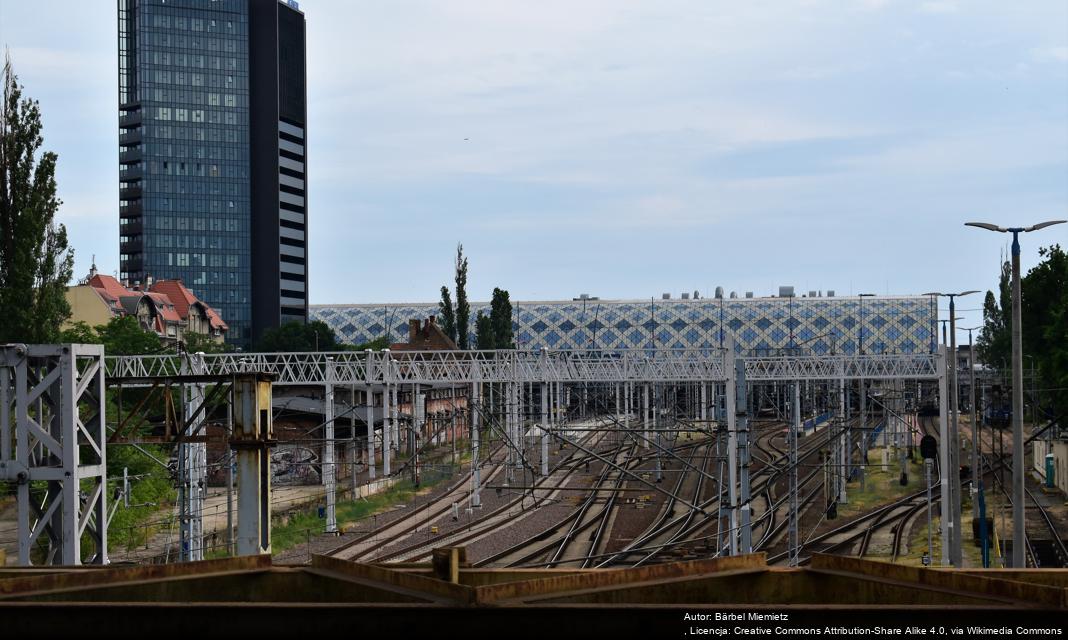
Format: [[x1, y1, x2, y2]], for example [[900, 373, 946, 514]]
[[966, 219, 1066, 568], [923, 291, 978, 567]]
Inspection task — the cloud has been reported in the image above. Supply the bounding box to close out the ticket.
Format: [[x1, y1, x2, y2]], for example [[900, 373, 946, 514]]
[[918, 1, 958, 13], [1032, 46, 1068, 62]]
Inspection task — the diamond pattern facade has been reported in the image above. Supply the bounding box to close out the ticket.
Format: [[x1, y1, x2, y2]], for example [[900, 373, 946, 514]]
[[312, 296, 936, 355]]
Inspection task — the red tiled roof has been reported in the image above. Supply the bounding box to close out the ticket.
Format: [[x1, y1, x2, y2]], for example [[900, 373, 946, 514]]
[[81, 274, 226, 336], [87, 273, 128, 303], [149, 280, 197, 318], [204, 306, 229, 331], [149, 279, 228, 332]]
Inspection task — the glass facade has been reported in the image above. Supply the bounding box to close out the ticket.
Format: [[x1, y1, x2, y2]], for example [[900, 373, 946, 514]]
[[313, 296, 938, 356], [120, 0, 254, 345]]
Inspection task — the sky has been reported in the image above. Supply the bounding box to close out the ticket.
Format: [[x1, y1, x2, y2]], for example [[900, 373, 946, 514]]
[[1, 0, 1066, 339]]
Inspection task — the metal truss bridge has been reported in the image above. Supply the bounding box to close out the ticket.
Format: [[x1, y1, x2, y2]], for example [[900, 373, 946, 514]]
[[104, 348, 941, 385], [4, 344, 957, 569]]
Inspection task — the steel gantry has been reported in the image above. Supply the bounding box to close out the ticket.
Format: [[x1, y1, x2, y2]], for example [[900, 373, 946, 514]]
[[0, 344, 108, 565], [2, 345, 951, 566]]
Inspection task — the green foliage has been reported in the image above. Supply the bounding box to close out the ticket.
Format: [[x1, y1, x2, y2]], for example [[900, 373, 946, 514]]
[[490, 287, 514, 349], [271, 473, 449, 554], [351, 336, 390, 351], [59, 320, 96, 344], [454, 243, 470, 349], [1043, 291, 1068, 420], [59, 315, 163, 355], [977, 245, 1068, 420], [182, 331, 229, 354], [106, 445, 176, 552], [475, 311, 495, 349], [0, 55, 74, 344], [254, 319, 342, 352], [438, 285, 457, 343], [1026, 245, 1068, 419], [100, 315, 165, 355]]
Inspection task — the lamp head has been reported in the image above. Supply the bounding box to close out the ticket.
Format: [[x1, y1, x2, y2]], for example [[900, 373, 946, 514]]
[[1025, 220, 1066, 232], [965, 222, 1006, 233]]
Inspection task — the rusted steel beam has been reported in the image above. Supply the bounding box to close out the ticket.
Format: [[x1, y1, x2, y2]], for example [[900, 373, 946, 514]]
[[957, 569, 1068, 588], [107, 382, 159, 444], [173, 380, 231, 447], [474, 553, 767, 605], [808, 554, 1067, 609], [109, 435, 222, 445], [0, 555, 272, 600], [310, 555, 474, 605]]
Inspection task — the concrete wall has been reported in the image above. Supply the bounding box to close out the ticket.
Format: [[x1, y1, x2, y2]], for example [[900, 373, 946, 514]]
[[1033, 439, 1068, 496], [63, 286, 112, 330]]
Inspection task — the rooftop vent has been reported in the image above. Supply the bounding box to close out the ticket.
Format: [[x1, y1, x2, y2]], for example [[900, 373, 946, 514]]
[[745, 292, 754, 298], [715, 286, 724, 299], [827, 290, 835, 297], [730, 291, 738, 299], [681, 292, 690, 300], [779, 286, 795, 298], [662, 293, 671, 300]]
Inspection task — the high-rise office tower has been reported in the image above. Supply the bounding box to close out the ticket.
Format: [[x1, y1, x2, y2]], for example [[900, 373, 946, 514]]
[[118, 0, 308, 348]]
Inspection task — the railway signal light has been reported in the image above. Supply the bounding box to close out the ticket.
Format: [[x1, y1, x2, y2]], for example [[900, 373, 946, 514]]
[[920, 435, 937, 460]]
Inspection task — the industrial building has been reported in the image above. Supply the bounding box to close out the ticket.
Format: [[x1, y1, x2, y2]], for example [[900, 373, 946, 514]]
[[313, 291, 936, 355]]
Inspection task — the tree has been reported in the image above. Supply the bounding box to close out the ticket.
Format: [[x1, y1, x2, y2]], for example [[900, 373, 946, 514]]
[[352, 336, 390, 351], [1043, 290, 1068, 420], [59, 316, 162, 355], [0, 55, 74, 343], [1024, 245, 1068, 420], [438, 285, 457, 343], [254, 320, 343, 352], [490, 287, 514, 349], [977, 259, 1011, 369], [474, 311, 495, 349], [182, 331, 229, 354], [97, 316, 165, 355], [454, 243, 470, 349], [58, 320, 96, 344], [976, 245, 1068, 421]]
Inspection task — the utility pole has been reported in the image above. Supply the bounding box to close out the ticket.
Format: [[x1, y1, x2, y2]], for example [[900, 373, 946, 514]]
[[541, 381, 550, 477], [469, 376, 482, 506], [962, 327, 981, 519], [350, 384, 357, 499], [790, 381, 800, 566], [234, 375, 273, 556], [726, 351, 739, 555], [924, 290, 978, 567], [936, 343, 951, 565], [839, 376, 847, 505], [382, 374, 391, 476], [226, 385, 234, 554], [323, 358, 337, 534]]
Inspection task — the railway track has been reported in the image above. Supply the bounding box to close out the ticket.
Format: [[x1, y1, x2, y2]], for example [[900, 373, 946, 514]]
[[327, 416, 618, 561]]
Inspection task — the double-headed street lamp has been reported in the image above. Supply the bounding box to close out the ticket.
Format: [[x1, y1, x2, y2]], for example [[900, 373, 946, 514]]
[[965, 218, 1066, 568], [923, 290, 978, 567]]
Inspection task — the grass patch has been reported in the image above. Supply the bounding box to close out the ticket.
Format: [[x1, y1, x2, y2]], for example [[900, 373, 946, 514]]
[[838, 447, 926, 517], [270, 467, 453, 555], [898, 505, 988, 567]]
